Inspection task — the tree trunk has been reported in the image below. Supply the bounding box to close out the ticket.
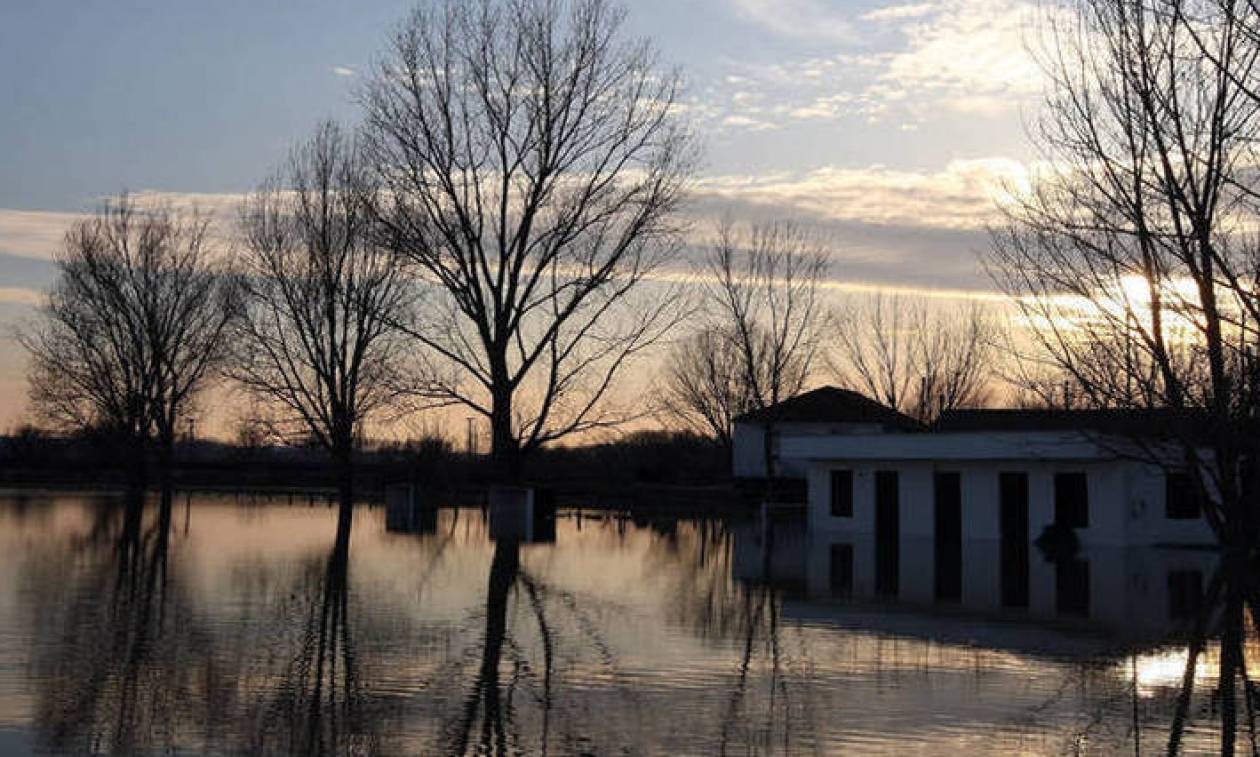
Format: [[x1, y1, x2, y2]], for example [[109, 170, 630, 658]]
[[123, 431, 149, 495], [333, 442, 354, 520], [489, 384, 520, 483], [157, 429, 175, 505]]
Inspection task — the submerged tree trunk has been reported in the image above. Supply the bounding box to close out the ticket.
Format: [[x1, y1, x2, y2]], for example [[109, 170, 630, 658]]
[[333, 443, 355, 520], [489, 381, 519, 482]]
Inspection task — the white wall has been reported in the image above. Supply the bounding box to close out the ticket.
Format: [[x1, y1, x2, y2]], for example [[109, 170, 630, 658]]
[[733, 420, 885, 479], [807, 459, 1216, 547]]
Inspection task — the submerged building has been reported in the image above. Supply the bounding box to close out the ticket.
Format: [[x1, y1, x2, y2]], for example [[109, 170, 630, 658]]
[[735, 388, 1216, 549]]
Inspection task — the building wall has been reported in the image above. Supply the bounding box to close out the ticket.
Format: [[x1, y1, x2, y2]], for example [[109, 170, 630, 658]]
[[807, 459, 1215, 547], [732, 421, 885, 479], [731, 423, 767, 479]]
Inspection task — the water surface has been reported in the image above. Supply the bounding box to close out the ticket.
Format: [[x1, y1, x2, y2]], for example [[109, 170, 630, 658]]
[[0, 490, 1244, 754]]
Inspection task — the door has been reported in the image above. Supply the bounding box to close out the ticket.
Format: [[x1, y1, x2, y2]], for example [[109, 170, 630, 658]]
[[934, 472, 962, 601], [999, 472, 1029, 608], [875, 470, 899, 596]]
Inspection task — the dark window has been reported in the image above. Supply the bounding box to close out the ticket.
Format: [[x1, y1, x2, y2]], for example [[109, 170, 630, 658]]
[[1165, 472, 1202, 520], [1054, 472, 1089, 529], [934, 472, 962, 602], [829, 543, 853, 596], [875, 470, 900, 596], [830, 469, 854, 517], [999, 472, 1030, 608], [1167, 570, 1204, 619]]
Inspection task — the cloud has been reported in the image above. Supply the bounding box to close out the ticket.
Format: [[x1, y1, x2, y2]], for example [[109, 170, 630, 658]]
[[730, 0, 856, 43], [876, 0, 1044, 109], [704, 0, 1046, 131], [0, 193, 249, 267], [0, 288, 42, 306], [861, 3, 937, 21], [720, 114, 780, 131], [695, 157, 1029, 230], [0, 158, 1025, 302], [332, 66, 355, 77], [0, 209, 85, 260], [683, 156, 1036, 292]]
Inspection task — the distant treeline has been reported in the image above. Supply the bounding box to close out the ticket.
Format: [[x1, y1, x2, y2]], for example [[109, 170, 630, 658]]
[[0, 426, 731, 496]]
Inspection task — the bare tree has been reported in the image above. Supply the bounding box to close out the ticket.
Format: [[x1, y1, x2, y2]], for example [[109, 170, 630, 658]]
[[988, 0, 1260, 553], [359, 0, 695, 478], [659, 326, 748, 447], [684, 220, 830, 478], [234, 121, 418, 508], [831, 294, 996, 424], [20, 195, 236, 485]]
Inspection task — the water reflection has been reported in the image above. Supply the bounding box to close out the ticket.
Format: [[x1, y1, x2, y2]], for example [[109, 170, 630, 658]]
[[0, 492, 1255, 753], [25, 488, 209, 754], [248, 506, 368, 755], [738, 519, 1260, 754]]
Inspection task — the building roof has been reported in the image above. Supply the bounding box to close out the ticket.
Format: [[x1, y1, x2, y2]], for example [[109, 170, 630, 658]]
[[735, 386, 923, 430], [935, 408, 1212, 441]]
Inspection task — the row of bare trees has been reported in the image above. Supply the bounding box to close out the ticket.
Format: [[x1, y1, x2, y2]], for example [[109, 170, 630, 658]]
[[659, 225, 999, 450], [21, 0, 695, 492], [21, 0, 1004, 496]]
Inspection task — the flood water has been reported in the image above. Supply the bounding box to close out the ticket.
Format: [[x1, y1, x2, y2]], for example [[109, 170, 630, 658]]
[[0, 489, 1248, 755]]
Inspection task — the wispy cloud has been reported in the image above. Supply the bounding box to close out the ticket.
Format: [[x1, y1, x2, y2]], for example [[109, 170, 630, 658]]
[[0, 287, 43, 306], [861, 3, 937, 22], [0, 209, 85, 260], [879, 0, 1043, 111], [730, 0, 856, 43], [696, 157, 1028, 230], [0, 155, 1025, 303], [332, 65, 355, 77], [706, 0, 1045, 132], [0, 193, 249, 263], [685, 156, 1032, 292]]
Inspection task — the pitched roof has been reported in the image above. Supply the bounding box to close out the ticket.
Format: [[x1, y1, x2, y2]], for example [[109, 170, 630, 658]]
[[735, 386, 923, 430]]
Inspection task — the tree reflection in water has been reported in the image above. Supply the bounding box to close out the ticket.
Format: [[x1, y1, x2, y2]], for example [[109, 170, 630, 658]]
[[15, 495, 1260, 754], [645, 515, 809, 752], [26, 486, 220, 754], [448, 539, 519, 754], [249, 505, 370, 755], [1161, 554, 1260, 756]]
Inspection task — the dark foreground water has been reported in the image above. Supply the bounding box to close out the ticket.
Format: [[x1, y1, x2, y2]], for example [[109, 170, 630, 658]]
[[0, 490, 1247, 755]]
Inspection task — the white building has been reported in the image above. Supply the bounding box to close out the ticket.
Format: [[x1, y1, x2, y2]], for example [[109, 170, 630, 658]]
[[731, 386, 922, 479], [758, 400, 1217, 548]]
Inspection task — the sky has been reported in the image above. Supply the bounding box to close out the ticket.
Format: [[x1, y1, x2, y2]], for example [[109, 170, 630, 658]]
[[0, 0, 1047, 433]]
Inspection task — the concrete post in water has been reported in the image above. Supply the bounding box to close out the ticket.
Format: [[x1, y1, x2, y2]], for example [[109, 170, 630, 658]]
[[488, 486, 556, 544]]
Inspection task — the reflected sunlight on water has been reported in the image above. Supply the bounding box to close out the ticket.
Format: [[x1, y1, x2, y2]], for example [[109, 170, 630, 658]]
[[0, 491, 1246, 754]]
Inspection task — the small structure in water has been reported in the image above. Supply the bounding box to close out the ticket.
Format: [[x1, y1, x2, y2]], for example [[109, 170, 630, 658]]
[[488, 486, 557, 544], [385, 483, 437, 535]]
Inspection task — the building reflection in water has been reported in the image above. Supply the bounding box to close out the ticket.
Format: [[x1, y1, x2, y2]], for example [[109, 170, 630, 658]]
[[735, 513, 1260, 754], [1, 492, 1257, 754], [734, 525, 1218, 645]]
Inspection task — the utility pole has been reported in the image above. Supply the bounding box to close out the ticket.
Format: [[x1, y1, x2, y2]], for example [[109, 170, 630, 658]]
[[466, 416, 476, 456]]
